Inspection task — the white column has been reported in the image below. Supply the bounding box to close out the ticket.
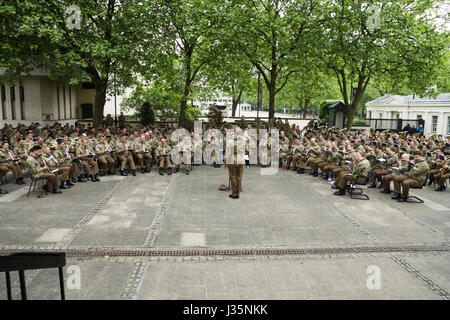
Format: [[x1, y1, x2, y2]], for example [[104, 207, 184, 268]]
[[65, 86, 70, 120], [14, 85, 22, 121], [58, 85, 65, 120], [4, 85, 12, 120]]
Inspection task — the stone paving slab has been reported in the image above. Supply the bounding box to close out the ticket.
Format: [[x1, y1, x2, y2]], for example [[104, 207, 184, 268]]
[[0, 166, 449, 300]]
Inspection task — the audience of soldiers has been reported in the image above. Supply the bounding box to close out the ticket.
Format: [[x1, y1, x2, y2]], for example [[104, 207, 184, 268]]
[[0, 118, 449, 201]]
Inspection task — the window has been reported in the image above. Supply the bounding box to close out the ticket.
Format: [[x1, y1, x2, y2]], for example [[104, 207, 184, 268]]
[[431, 115, 438, 133], [416, 115, 422, 119], [81, 82, 95, 89], [379, 113, 382, 118]]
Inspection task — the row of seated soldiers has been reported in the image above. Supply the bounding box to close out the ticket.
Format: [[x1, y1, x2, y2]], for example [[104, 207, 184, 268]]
[[278, 127, 450, 201], [0, 123, 207, 195]]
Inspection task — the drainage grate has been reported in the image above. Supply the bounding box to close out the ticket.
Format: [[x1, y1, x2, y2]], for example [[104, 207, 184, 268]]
[[1, 245, 448, 258]]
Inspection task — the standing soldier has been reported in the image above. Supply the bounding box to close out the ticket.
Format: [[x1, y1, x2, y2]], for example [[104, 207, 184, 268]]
[[226, 127, 244, 199], [118, 112, 126, 129]]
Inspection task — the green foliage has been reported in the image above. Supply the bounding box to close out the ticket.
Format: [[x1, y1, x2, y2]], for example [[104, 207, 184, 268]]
[[137, 102, 155, 127], [207, 105, 223, 126], [318, 101, 336, 123]]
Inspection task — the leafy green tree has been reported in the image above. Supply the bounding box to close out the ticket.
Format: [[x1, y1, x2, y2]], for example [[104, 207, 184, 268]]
[[318, 0, 448, 128], [137, 102, 155, 126], [146, 0, 228, 129], [1, 0, 159, 127], [228, 0, 324, 120]]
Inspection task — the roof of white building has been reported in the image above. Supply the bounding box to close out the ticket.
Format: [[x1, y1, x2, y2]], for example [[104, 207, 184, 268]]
[[366, 93, 450, 106]]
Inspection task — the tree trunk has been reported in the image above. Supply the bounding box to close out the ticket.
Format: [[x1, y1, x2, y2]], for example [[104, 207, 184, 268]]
[[231, 90, 242, 118], [268, 85, 275, 120], [93, 80, 107, 128], [302, 99, 310, 118], [179, 53, 193, 130]]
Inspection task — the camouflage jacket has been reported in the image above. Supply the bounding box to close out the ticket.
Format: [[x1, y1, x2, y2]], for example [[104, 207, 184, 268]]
[[351, 158, 371, 183], [26, 154, 47, 179], [406, 159, 429, 185], [54, 147, 73, 164], [155, 144, 172, 157], [75, 145, 96, 160], [95, 142, 113, 157], [0, 148, 16, 162]]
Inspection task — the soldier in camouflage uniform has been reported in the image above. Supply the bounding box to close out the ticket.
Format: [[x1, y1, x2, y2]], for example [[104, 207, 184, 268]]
[[392, 151, 429, 202], [333, 152, 370, 196], [435, 156, 449, 192], [134, 134, 152, 173], [115, 135, 136, 176], [54, 139, 82, 183], [174, 135, 193, 175], [26, 145, 61, 194], [95, 136, 116, 175], [41, 145, 72, 189], [155, 138, 173, 175], [0, 141, 25, 184], [75, 139, 100, 181]]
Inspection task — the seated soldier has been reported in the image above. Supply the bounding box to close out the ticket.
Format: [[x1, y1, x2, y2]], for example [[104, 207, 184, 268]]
[[0, 141, 25, 184], [115, 135, 136, 176], [381, 153, 410, 195], [0, 165, 9, 194], [392, 151, 429, 202], [41, 145, 72, 189], [155, 139, 172, 175], [333, 152, 370, 196], [54, 138, 82, 184], [134, 134, 152, 173], [369, 147, 397, 189], [435, 155, 449, 192], [95, 136, 116, 175], [75, 139, 100, 181], [174, 135, 193, 175], [26, 145, 62, 194], [304, 138, 322, 176]]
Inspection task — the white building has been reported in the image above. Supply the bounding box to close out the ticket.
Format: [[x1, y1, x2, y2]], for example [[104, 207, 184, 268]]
[[366, 93, 450, 136], [0, 66, 132, 127]]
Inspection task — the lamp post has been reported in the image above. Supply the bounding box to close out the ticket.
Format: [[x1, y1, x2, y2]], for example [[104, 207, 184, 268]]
[[257, 71, 262, 119], [114, 72, 117, 128]]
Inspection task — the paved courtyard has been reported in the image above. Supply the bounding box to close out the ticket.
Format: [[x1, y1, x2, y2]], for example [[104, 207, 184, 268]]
[[0, 166, 449, 300]]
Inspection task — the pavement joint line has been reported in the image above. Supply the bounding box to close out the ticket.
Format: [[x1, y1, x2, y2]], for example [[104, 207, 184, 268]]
[[301, 173, 378, 242], [142, 174, 177, 248], [390, 253, 449, 300], [55, 177, 129, 249], [367, 187, 450, 242]]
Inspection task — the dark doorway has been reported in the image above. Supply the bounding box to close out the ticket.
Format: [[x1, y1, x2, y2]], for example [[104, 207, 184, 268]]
[[81, 103, 93, 119]]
